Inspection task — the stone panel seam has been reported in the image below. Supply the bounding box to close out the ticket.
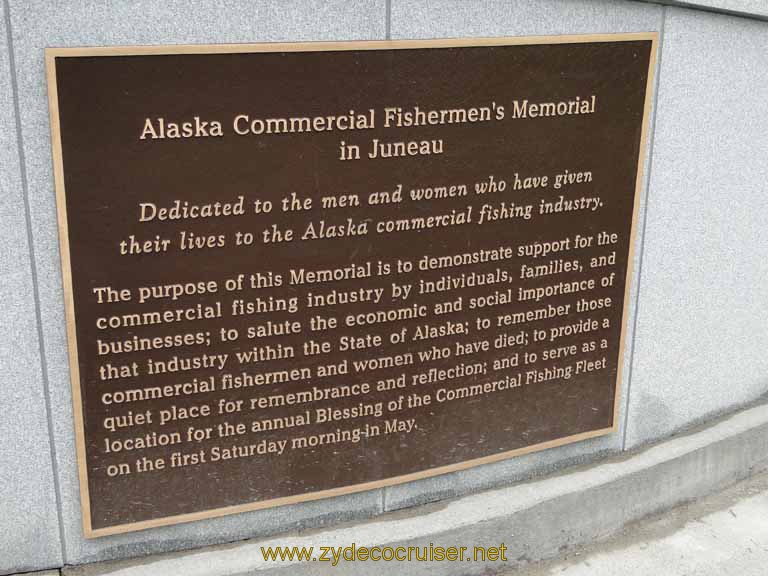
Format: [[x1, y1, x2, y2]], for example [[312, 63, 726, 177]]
[[621, 5, 667, 452], [3, 0, 68, 565], [382, 0, 391, 507], [385, 0, 391, 39]]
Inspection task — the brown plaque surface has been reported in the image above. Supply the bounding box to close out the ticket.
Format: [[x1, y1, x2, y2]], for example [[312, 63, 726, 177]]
[[47, 35, 656, 536]]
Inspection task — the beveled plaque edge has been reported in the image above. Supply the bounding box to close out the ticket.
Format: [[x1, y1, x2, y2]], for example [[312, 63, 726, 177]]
[[45, 32, 659, 538]]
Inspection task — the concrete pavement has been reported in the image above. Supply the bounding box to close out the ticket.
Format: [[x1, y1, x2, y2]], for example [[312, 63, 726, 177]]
[[514, 470, 768, 576]]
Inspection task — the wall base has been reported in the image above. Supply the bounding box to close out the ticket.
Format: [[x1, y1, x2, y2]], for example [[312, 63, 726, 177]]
[[31, 399, 767, 576]]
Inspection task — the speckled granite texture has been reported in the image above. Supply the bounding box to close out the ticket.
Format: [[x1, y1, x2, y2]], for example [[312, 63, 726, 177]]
[[2, 0, 767, 572]]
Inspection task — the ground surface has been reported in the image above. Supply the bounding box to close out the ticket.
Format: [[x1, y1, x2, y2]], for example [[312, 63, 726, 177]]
[[507, 470, 768, 575]]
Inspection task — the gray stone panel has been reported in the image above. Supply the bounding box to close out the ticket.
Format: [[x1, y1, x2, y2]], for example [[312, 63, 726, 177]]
[[692, 0, 768, 17], [625, 8, 768, 447], [6, 0, 386, 566], [640, 0, 768, 19], [390, 0, 663, 39], [0, 1, 63, 573], [385, 0, 662, 511]]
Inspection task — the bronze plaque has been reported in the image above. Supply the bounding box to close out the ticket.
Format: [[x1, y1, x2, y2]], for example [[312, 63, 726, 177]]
[[47, 35, 656, 536]]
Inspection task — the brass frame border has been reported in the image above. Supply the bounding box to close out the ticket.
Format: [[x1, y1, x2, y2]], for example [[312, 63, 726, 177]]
[[45, 32, 658, 538]]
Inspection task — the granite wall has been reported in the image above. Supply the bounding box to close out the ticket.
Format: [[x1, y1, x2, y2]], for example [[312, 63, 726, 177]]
[[1, 0, 766, 572]]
